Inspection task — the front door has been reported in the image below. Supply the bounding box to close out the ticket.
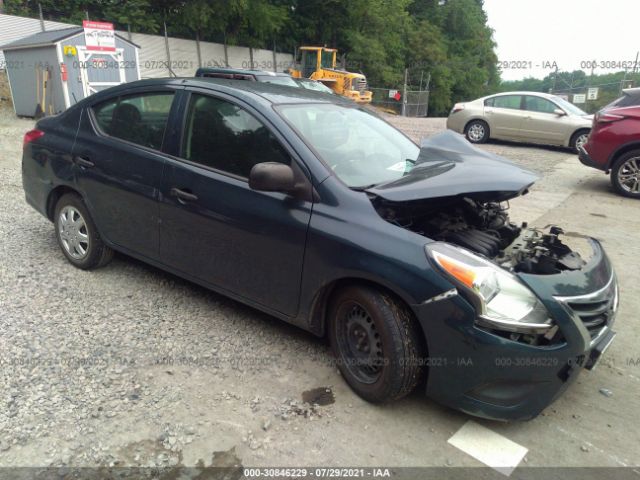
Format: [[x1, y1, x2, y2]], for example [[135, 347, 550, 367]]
[[159, 90, 313, 316], [73, 88, 178, 260], [520, 95, 567, 144]]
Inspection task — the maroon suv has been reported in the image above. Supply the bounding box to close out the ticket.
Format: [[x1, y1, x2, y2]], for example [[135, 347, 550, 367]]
[[579, 87, 640, 198]]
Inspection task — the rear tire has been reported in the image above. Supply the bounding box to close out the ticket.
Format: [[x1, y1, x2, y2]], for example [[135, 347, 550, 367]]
[[610, 150, 640, 198], [570, 129, 590, 153], [464, 120, 490, 144], [54, 193, 114, 269], [328, 285, 426, 403]]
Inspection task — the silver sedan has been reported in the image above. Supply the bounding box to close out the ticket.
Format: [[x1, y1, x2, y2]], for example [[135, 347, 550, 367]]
[[446, 91, 593, 152]]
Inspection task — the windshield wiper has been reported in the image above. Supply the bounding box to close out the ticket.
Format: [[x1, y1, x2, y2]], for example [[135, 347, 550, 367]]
[[351, 184, 378, 191]]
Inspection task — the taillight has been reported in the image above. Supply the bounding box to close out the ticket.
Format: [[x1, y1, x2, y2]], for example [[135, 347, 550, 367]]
[[451, 103, 465, 114], [595, 112, 625, 124], [23, 129, 44, 148]]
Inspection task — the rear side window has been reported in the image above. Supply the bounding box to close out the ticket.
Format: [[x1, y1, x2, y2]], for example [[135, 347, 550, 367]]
[[608, 93, 640, 108], [491, 95, 522, 110], [181, 93, 290, 178], [523, 96, 557, 113], [92, 92, 174, 150]]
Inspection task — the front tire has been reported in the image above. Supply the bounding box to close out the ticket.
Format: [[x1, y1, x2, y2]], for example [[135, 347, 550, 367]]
[[328, 285, 425, 403], [610, 150, 640, 198], [54, 193, 114, 269], [465, 120, 490, 144]]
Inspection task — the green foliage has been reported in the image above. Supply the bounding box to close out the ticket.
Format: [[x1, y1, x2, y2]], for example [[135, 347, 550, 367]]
[[5, 0, 161, 32], [5, 0, 502, 115]]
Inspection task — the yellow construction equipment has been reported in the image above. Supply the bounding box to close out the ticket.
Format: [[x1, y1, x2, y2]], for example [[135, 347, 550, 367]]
[[289, 47, 372, 103]]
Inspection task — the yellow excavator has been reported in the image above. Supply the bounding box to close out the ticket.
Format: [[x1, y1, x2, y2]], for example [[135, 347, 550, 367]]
[[289, 47, 372, 103]]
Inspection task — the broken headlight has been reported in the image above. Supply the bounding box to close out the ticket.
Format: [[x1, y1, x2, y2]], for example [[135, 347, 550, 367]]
[[426, 243, 553, 334]]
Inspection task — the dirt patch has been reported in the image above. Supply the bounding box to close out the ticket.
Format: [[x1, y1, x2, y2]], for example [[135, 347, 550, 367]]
[[302, 387, 335, 406]]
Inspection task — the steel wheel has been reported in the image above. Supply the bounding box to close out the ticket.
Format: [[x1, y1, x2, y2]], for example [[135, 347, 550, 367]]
[[617, 156, 640, 194], [57, 206, 90, 260], [328, 285, 425, 403], [335, 301, 385, 384]]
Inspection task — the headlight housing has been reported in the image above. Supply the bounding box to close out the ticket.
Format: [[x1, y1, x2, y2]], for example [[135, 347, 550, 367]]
[[426, 243, 553, 334]]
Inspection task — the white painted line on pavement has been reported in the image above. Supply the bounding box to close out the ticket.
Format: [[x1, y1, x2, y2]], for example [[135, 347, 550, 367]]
[[447, 420, 528, 476]]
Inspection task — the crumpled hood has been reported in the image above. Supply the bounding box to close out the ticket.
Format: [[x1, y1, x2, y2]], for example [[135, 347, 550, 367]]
[[366, 130, 540, 202]]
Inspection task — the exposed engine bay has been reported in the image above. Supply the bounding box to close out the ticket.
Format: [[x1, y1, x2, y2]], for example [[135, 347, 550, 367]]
[[373, 196, 586, 274]]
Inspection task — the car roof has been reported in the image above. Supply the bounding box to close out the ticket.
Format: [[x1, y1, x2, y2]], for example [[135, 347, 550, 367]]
[[79, 77, 353, 107], [622, 87, 640, 96], [195, 67, 292, 77], [487, 91, 559, 99]]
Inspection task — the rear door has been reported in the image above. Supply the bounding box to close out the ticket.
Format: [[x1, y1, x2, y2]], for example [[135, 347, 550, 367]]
[[158, 89, 313, 316], [520, 95, 568, 144], [484, 95, 525, 139], [72, 87, 180, 260]]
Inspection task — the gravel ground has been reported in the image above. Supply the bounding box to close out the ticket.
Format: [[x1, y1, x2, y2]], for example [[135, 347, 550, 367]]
[[1, 107, 638, 474]]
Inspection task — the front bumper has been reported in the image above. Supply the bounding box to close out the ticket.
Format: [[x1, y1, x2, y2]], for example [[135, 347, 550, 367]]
[[346, 90, 372, 104], [579, 146, 605, 171], [412, 238, 618, 421]]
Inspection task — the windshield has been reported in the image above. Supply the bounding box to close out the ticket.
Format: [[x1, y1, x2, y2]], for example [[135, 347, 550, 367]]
[[257, 75, 299, 87], [551, 96, 587, 116], [278, 104, 420, 188]]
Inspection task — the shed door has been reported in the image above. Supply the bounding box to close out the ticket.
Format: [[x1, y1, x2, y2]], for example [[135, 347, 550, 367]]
[[77, 46, 126, 97]]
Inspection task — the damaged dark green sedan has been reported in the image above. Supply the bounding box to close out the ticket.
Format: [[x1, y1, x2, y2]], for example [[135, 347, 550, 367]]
[[22, 78, 618, 421]]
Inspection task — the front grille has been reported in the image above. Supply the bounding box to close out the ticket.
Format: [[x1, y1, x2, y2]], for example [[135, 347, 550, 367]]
[[557, 275, 618, 345], [352, 77, 367, 93]]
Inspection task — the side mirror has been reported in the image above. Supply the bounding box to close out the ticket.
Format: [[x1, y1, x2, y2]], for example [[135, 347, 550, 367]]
[[249, 162, 296, 193], [553, 108, 566, 116]]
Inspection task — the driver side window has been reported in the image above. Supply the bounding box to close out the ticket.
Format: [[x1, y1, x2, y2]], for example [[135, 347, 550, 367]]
[[524, 96, 557, 113], [181, 94, 290, 178]]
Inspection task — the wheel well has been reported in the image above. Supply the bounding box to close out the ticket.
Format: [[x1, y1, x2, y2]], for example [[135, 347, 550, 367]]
[[609, 144, 640, 169], [309, 277, 424, 339], [570, 128, 590, 145], [46, 186, 80, 221]]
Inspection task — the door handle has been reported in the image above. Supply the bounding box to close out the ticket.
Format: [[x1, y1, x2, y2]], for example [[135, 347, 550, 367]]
[[170, 187, 198, 203], [75, 156, 94, 168]]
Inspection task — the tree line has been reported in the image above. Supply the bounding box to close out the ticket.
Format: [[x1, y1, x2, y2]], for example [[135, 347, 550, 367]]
[[4, 0, 500, 116]]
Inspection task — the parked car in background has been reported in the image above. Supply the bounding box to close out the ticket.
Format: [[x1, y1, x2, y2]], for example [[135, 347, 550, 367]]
[[293, 77, 336, 94], [579, 88, 640, 198], [22, 78, 619, 421], [195, 68, 337, 96], [195, 67, 299, 87], [447, 91, 593, 152]]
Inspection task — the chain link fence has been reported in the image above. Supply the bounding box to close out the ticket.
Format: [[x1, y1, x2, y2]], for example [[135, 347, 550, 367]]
[[370, 87, 429, 117]]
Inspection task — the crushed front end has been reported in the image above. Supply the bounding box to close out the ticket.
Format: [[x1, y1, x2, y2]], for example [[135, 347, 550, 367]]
[[415, 235, 617, 420], [386, 200, 621, 420], [367, 131, 620, 420]]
